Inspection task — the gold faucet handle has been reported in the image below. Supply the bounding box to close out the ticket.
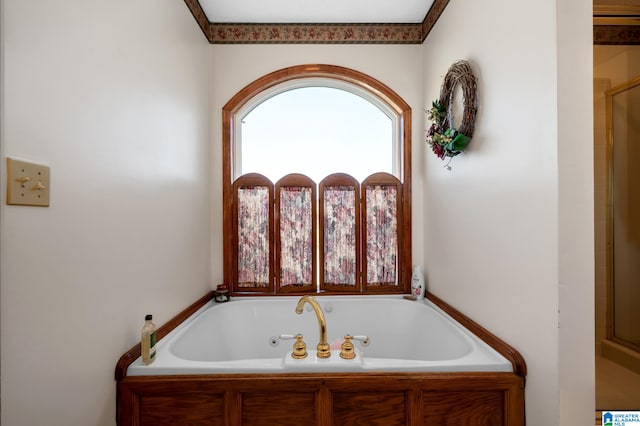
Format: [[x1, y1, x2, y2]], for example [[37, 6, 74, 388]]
[[351, 335, 370, 346], [340, 335, 356, 360], [291, 334, 308, 359]]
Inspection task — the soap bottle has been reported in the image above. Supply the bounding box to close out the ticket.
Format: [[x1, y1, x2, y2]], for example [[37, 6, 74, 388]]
[[141, 314, 157, 365], [411, 265, 425, 300]]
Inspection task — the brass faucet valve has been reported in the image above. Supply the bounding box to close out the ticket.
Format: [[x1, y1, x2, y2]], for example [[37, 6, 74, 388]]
[[295, 295, 331, 359], [340, 335, 356, 360], [291, 334, 308, 359]]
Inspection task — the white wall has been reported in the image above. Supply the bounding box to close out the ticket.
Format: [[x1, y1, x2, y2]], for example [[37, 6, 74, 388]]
[[422, 1, 593, 425], [0, 1, 211, 425], [209, 44, 425, 283], [557, 0, 594, 423]]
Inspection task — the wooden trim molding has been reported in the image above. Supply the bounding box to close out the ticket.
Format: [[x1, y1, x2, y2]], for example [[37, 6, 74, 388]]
[[421, 0, 450, 42], [594, 25, 640, 45], [426, 292, 528, 378], [594, 4, 640, 16], [210, 23, 423, 44], [183, 1, 450, 44], [183, 0, 211, 42], [114, 291, 214, 381]]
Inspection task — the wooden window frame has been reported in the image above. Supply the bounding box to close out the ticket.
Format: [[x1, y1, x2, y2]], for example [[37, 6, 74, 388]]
[[223, 64, 412, 295]]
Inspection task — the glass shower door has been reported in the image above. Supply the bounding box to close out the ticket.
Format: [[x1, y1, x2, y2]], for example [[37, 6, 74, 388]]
[[607, 76, 640, 352]]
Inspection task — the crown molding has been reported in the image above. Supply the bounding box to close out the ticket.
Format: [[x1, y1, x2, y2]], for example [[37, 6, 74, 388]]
[[421, 0, 450, 42], [593, 4, 640, 16], [184, 0, 211, 41], [594, 17, 640, 25], [594, 24, 640, 44], [184, 0, 449, 44], [209, 23, 423, 44]]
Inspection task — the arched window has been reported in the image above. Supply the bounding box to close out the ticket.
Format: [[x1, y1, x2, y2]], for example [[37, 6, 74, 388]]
[[222, 64, 412, 295], [236, 80, 398, 183]]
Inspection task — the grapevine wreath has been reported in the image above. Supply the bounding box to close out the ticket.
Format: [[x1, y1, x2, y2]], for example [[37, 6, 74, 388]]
[[426, 60, 478, 166]]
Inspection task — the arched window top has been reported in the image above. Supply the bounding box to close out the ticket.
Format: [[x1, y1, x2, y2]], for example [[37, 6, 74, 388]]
[[236, 80, 398, 183], [223, 64, 411, 183], [237, 76, 399, 123], [225, 65, 410, 115]]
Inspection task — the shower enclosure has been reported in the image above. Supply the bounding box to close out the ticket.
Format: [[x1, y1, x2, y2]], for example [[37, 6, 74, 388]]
[[605, 76, 640, 359]]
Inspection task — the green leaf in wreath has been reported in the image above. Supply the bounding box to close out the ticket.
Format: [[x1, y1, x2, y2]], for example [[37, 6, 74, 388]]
[[444, 128, 456, 137], [450, 133, 471, 151], [432, 100, 445, 115]]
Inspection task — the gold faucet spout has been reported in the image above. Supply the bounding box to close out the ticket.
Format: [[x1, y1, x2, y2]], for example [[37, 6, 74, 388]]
[[295, 295, 330, 358]]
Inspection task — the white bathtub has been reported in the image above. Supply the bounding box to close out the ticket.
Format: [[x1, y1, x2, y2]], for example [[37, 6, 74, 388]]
[[127, 295, 512, 376]]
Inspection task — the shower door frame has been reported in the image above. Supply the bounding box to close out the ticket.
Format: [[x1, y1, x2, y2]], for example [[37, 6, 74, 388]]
[[605, 75, 640, 354]]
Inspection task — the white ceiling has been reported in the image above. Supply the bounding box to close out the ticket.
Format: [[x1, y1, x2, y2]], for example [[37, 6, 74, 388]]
[[198, 0, 435, 24]]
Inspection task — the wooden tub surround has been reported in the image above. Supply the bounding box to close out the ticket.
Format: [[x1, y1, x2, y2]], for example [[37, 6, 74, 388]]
[[115, 292, 527, 425]]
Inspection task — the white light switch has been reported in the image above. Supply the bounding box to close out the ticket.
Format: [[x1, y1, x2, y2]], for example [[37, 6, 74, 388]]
[[6, 158, 50, 207]]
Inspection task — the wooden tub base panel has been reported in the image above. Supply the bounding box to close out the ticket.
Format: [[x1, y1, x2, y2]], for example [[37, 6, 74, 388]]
[[118, 371, 525, 425]]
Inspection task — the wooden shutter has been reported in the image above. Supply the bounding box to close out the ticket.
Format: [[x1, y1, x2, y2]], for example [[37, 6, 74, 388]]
[[362, 173, 403, 293], [319, 174, 361, 293], [275, 174, 316, 293], [232, 173, 274, 293]]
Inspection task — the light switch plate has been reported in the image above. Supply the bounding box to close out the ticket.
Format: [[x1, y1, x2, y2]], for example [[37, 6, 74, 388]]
[[6, 158, 50, 207]]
